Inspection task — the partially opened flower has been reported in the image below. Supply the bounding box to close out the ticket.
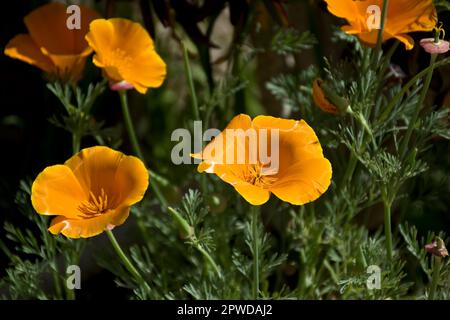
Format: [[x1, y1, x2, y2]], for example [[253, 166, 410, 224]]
[[85, 18, 166, 94], [324, 0, 437, 50], [192, 114, 332, 205], [31, 146, 149, 238], [4, 3, 100, 82]]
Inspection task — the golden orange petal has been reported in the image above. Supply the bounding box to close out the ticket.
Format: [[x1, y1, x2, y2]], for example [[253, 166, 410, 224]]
[[64, 146, 148, 209], [270, 158, 332, 205], [86, 18, 165, 92], [4, 34, 54, 73], [31, 165, 88, 218], [24, 2, 100, 55], [48, 206, 130, 238], [114, 155, 149, 207], [234, 182, 270, 206]]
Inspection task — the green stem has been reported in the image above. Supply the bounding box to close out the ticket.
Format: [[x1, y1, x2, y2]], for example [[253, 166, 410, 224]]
[[119, 90, 144, 159], [251, 206, 260, 299], [181, 41, 208, 192], [72, 132, 81, 155], [106, 230, 150, 291], [196, 244, 221, 276], [429, 256, 441, 300], [399, 54, 437, 158], [65, 282, 75, 300], [51, 262, 63, 299], [374, 0, 389, 61], [379, 41, 399, 77], [382, 189, 393, 262], [182, 41, 201, 121], [379, 57, 450, 124], [341, 154, 358, 186], [118, 90, 168, 209]]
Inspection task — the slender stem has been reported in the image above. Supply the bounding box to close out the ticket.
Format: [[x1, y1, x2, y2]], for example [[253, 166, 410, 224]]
[[374, 0, 389, 61], [382, 189, 393, 262], [65, 282, 75, 300], [118, 90, 168, 209], [181, 41, 208, 192], [196, 244, 221, 276], [429, 256, 441, 300], [341, 154, 358, 186], [379, 57, 450, 124], [399, 54, 437, 158], [379, 41, 399, 77], [119, 90, 144, 159], [106, 229, 150, 291], [51, 261, 63, 299], [182, 41, 201, 121], [251, 206, 260, 299], [72, 132, 80, 155]]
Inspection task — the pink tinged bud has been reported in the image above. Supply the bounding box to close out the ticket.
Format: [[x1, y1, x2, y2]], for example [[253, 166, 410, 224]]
[[109, 80, 134, 91], [425, 238, 449, 258], [420, 38, 450, 54]]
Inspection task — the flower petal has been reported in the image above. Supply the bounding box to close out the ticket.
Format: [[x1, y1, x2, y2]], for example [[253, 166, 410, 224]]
[[31, 165, 88, 217], [114, 155, 149, 207], [85, 18, 166, 93], [234, 182, 270, 206], [25, 2, 100, 55], [4, 34, 54, 73], [386, 0, 437, 35], [48, 206, 130, 238], [270, 158, 332, 205], [64, 146, 148, 209], [127, 50, 167, 93], [195, 114, 252, 164], [41, 50, 90, 82]]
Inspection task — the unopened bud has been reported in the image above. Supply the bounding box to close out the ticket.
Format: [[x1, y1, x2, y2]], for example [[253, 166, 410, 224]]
[[312, 78, 349, 114]]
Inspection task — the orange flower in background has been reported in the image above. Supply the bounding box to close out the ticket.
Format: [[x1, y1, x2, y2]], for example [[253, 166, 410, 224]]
[[4, 3, 100, 82], [324, 0, 437, 50], [31, 146, 149, 238], [85, 18, 167, 94], [192, 114, 332, 206]]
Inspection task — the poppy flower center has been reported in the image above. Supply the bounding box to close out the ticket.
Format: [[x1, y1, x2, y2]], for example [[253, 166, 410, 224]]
[[244, 162, 277, 188], [103, 48, 133, 72], [78, 188, 110, 217]]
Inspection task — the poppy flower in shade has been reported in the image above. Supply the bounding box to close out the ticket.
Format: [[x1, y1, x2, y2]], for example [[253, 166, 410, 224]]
[[192, 114, 332, 206], [31, 146, 149, 238], [85, 18, 167, 94], [324, 0, 437, 50], [4, 3, 100, 82]]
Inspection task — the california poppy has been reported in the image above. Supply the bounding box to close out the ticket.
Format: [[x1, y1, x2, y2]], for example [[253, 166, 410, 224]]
[[85, 18, 166, 94], [324, 0, 437, 50], [192, 114, 332, 206], [4, 3, 100, 82], [31, 146, 149, 238]]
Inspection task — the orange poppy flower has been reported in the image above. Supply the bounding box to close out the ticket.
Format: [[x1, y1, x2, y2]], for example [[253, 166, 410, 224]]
[[85, 18, 166, 94], [324, 0, 437, 50], [31, 146, 149, 238], [4, 3, 100, 82], [192, 114, 332, 206]]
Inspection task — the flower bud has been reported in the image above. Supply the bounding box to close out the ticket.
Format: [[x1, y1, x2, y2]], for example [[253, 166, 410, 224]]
[[312, 78, 349, 114]]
